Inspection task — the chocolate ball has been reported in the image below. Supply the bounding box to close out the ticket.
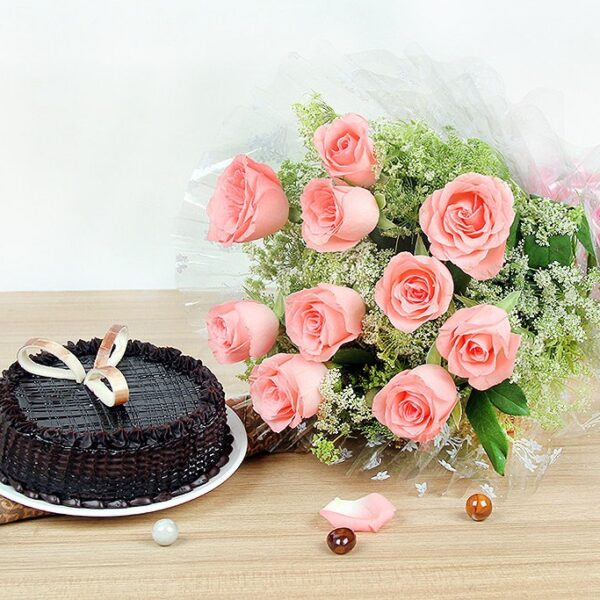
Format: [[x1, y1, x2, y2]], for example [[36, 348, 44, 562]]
[[465, 493, 493, 521], [326, 527, 357, 555]]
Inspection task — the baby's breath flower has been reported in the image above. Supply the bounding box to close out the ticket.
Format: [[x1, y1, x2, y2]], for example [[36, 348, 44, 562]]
[[519, 196, 579, 245]]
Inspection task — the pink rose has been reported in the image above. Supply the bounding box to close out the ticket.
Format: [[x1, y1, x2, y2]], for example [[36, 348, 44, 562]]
[[313, 113, 377, 187], [249, 353, 327, 432], [206, 300, 279, 364], [372, 364, 458, 443], [375, 252, 454, 333], [527, 166, 600, 206], [436, 304, 521, 391], [300, 178, 379, 252], [207, 154, 289, 245], [419, 173, 515, 280], [285, 283, 366, 362]]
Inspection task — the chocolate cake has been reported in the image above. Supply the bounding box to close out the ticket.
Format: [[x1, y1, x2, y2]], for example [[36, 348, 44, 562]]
[[0, 338, 233, 508]]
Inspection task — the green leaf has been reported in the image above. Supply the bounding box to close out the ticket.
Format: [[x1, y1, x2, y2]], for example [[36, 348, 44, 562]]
[[377, 214, 396, 231], [484, 380, 529, 416], [495, 290, 521, 313], [272, 290, 285, 321], [506, 211, 520, 250], [369, 229, 413, 252], [330, 347, 377, 365], [450, 401, 463, 430], [513, 326, 532, 337], [426, 342, 441, 365], [374, 192, 386, 210], [577, 213, 596, 257], [446, 261, 471, 295], [288, 206, 302, 224], [414, 234, 429, 256], [523, 234, 573, 268], [364, 387, 381, 407], [466, 392, 510, 475], [454, 294, 478, 308]]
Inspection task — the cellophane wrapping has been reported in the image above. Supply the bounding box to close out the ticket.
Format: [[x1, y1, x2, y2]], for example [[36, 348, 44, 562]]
[[175, 49, 600, 498]]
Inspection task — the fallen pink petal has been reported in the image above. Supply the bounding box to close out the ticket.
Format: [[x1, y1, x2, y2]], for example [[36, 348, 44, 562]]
[[319, 493, 396, 532]]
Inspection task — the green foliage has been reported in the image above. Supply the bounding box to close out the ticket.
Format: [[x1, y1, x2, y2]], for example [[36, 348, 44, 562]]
[[292, 93, 338, 151], [331, 348, 378, 366], [576, 212, 594, 253], [495, 290, 521, 313], [446, 262, 471, 295], [466, 391, 510, 475], [414, 234, 429, 256], [484, 380, 529, 416], [311, 433, 342, 465], [467, 381, 528, 474], [576, 212, 597, 267], [455, 294, 478, 308], [523, 234, 573, 268], [426, 342, 442, 365], [519, 195, 579, 245], [506, 211, 521, 250]]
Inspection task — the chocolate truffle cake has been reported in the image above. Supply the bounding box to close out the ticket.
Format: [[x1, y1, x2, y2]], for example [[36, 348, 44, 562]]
[[0, 336, 233, 508]]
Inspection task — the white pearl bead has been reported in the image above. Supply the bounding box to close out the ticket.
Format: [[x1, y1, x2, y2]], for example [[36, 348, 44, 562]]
[[152, 518, 179, 546]]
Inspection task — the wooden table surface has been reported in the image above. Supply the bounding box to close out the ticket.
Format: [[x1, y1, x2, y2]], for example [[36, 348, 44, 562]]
[[1, 290, 599, 599]]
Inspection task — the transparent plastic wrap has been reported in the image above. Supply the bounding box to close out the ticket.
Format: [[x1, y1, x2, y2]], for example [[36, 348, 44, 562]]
[[175, 49, 600, 496]]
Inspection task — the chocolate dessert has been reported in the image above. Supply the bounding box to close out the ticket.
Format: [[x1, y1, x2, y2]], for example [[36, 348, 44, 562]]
[[0, 337, 233, 508]]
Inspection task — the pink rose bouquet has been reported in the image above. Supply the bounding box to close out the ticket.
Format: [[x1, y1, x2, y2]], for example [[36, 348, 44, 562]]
[[202, 93, 600, 479]]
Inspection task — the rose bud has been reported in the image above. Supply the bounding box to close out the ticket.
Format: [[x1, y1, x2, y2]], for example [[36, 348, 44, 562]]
[[250, 353, 328, 432], [206, 300, 279, 364], [207, 154, 289, 245], [313, 113, 377, 187], [300, 178, 379, 252]]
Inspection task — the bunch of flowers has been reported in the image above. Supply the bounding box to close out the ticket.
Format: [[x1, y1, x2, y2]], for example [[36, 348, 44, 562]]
[[204, 94, 600, 476]]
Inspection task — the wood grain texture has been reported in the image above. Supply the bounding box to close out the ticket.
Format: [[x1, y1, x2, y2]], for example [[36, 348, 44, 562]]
[[0, 290, 599, 599]]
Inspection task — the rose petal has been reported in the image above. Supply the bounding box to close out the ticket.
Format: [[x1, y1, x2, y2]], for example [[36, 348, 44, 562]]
[[319, 493, 396, 532]]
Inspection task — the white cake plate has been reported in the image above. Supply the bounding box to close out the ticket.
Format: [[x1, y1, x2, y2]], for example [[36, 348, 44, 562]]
[[0, 406, 247, 518]]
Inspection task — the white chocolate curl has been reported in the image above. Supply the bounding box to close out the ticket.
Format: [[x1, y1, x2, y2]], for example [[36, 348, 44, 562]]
[[17, 325, 130, 408]]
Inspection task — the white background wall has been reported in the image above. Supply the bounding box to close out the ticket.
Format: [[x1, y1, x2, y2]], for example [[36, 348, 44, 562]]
[[1, 0, 599, 291]]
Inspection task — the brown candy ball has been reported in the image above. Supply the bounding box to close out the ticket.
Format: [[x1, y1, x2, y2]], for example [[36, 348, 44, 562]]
[[326, 527, 357, 555], [465, 493, 493, 521]]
